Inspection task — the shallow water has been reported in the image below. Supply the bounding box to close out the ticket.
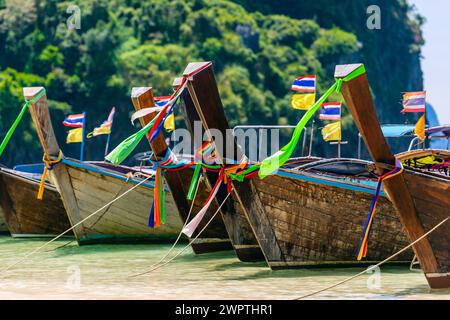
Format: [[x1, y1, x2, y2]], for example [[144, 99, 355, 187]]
[[0, 235, 449, 300]]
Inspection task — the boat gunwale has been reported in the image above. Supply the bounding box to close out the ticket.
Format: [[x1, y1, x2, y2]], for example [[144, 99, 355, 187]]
[[0, 167, 57, 191], [61, 158, 160, 190]]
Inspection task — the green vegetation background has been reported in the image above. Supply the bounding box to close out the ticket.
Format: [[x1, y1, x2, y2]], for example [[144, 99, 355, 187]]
[[0, 0, 424, 166]]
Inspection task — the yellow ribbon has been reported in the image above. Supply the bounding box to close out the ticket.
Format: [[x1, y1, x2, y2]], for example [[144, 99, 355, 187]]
[[37, 150, 62, 200]]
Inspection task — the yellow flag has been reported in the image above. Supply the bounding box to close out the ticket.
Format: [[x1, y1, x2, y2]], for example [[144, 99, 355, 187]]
[[291, 93, 316, 110], [414, 114, 425, 141], [92, 126, 111, 136], [321, 121, 341, 141], [164, 113, 175, 132], [66, 128, 83, 144]]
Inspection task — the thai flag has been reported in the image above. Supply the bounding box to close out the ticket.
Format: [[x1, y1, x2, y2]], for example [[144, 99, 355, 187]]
[[291, 75, 316, 93], [320, 102, 341, 121], [63, 113, 85, 128], [155, 96, 171, 107], [402, 91, 426, 113], [101, 107, 116, 128]]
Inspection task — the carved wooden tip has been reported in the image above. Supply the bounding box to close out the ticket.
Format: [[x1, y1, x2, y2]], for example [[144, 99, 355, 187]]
[[183, 62, 212, 77], [172, 77, 183, 88], [334, 64, 363, 78], [23, 87, 45, 100], [131, 87, 152, 98]]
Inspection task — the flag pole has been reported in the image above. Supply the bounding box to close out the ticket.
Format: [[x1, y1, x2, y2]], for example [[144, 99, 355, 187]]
[[104, 131, 112, 158], [308, 120, 315, 157], [301, 127, 307, 157], [337, 140, 341, 158], [337, 116, 341, 158], [104, 108, 115, 157], [423, 107, 427, 149], [80, 111, 86, 161]]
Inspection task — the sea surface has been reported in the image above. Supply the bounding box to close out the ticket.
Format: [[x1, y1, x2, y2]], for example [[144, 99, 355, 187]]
[[0, 235, 449, 300]]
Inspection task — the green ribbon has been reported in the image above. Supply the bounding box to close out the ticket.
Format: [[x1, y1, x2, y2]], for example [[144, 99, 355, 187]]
[[186, 163, 202, 200], [105, 117, 156, 165], [258, 81, 339, 178], [228, 164, 260, 182], [258, 64, 366, 179], [343, 65, 366, 82], [0, 89, 46, 158]]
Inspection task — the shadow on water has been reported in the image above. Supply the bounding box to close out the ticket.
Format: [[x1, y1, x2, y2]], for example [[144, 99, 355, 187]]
[[214, 264, 417, 281], [48, 243, 183, 258]]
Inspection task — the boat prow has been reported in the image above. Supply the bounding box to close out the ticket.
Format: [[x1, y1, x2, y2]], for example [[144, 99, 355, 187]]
[[336, 63, 450, 289], [0, 166, 70, 237]]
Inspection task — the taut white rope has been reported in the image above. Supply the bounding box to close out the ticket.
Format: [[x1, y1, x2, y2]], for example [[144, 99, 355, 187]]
[[0, 174, 153, 277], [129, 191, 232, 278], [143, 175, 203, 270], [294, 215, 450, 300]]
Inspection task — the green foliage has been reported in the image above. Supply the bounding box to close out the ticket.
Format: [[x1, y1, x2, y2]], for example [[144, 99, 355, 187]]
[[0, 67, 69, 164], [0, 0, 424, 165], [312, 28, 359, 63]]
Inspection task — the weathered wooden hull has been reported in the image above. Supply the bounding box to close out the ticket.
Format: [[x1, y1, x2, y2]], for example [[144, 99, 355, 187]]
[[335, 63, 450, 288], [250, 170, 413, 268], [131, 86, 233, 255], [0, 168, 71, 237], [181, 61, 412, 268], [173, 84, 263, 261], [159, 166, 233, 254], [0, 206, 9, 233], [401, 169, 450, 288], [61, 160, 184, 244]]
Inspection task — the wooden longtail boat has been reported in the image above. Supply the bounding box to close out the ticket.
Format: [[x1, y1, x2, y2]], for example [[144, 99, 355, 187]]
[[172, 81, 265, 261], [130, 87, 233, 255], [179, 62, 412, 268], [0, 166, 70, 237], [24, 87, 184, 244], [335, 63, 450, 288]]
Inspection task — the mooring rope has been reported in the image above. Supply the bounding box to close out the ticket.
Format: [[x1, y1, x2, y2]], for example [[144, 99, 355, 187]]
[[45, 176, 136, 253], [294, 214, 450, 300], [142, 175, 203, 270], [129, 191, 232, 278], [0, 174, 153, 277]]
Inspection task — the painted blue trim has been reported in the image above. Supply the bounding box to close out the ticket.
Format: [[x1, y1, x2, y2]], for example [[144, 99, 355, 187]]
[[61, 158, 162, 190], [13, 163, 45, 174], [276, 169, 386, 197], [62, 158, 385, 197]]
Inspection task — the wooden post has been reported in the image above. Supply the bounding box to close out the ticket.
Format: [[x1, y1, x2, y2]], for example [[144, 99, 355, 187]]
[[173, 78, 265, 262], [23, 87, 86, 240], [334, 64, 446, 288], [130, 87, 232, 254], [182, 62, 284, 266]]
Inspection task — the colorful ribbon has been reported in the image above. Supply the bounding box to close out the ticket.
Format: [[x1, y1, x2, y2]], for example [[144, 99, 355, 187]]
[[182, 169, 226, 237], [37, 150, 63, 200], [356, 158, 404, 260], [0, 89, 46, 158]]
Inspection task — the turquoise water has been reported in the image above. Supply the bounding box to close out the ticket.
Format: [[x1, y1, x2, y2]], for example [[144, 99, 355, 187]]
[[0, 235, 449, 300]]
